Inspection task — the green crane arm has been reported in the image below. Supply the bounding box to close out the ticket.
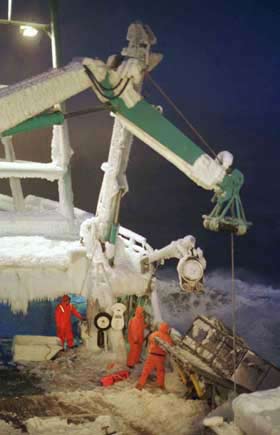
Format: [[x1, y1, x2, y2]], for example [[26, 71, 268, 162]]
[[0, 58, 250, 235], [107, 94, 250, 235]]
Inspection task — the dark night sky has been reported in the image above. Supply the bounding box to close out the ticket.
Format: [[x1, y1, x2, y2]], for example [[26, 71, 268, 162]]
[[0, 0, 279, 285]]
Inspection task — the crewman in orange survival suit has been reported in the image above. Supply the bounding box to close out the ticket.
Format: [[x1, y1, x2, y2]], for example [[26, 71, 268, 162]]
[[55, 295, 84, 349], [127, 306, 146, 368], [136, 322, 173, 390]]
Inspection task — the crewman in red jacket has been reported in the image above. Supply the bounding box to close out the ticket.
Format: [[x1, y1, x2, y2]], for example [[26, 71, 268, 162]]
[[127, 306, 146, 368], [55, 294, 84, 349], [136, 322, 173, 390]]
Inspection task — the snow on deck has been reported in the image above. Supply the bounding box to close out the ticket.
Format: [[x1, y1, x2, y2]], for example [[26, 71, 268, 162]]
[[0, 236, 85, 269], [0, 195, 93, 239], [0, 348, 209, 435]]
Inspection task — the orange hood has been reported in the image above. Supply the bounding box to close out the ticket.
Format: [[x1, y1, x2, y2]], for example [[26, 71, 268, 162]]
[[159, 322, 170, 334], [135, 306, 144, 318], [62, 295, 70, 303]]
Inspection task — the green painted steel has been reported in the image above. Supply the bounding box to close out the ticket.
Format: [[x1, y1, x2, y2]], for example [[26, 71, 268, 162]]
[[202, 169, 251, 235], [218, 169, 244, 202], [2, 111, 64, 137], [111, 98, 203, 165], [109, 223, 119, 245], [100, 74, 203, 165], [102, 75, 250, 234]]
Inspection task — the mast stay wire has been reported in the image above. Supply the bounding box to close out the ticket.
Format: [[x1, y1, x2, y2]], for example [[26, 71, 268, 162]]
[[145, 71, 218, 160]]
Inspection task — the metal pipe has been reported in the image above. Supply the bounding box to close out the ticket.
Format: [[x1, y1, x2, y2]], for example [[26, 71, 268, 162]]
[[0, 19, 49, 32], [49, 0, 61, 68], [8, 0, 12, 21]]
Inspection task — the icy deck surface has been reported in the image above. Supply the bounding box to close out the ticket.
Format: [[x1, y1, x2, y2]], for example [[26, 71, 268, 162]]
[[0, 236, 85, 268], [0, 347, 209, 435]]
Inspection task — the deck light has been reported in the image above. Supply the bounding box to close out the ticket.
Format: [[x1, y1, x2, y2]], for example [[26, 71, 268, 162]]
[[20, 25, 38, 38]]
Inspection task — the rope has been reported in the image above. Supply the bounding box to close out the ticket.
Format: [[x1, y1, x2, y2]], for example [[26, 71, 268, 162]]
[[145, 72, 218, 159], [231, 232, 237, 394]]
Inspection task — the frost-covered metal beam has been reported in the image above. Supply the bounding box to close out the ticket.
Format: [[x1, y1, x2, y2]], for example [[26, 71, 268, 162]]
[[0, 57, 141, 135], [0, 161, 64, 180], [1, 136, 25, 210], [95, 23, 158, 244], [0, 60, 93, 133]]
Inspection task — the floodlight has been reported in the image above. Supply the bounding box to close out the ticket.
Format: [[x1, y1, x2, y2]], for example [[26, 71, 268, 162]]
[[20, 25, 38, 38]]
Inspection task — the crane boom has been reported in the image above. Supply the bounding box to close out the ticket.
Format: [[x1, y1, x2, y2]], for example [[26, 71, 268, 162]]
[[109, 98, 249, 235], [0, 54, 250, 235]]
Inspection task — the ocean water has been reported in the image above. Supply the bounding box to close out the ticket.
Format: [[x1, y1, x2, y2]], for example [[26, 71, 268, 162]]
[[157, 268, 280, 366]]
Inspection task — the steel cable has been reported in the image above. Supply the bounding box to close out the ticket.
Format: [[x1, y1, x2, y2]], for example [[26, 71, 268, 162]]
[[231, 232, 237, 395], [146, 72, 218, 159], [84, 65, 130, 101]]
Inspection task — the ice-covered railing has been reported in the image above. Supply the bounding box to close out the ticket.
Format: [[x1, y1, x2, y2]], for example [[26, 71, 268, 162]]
[[118, 226, 151, 256]]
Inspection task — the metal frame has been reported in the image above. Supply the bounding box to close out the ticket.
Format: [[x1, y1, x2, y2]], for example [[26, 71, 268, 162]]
[[0, 0, 74, 221]]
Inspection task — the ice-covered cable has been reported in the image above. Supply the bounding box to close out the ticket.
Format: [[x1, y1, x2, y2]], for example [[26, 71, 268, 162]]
[[83, 65, 130, 100]]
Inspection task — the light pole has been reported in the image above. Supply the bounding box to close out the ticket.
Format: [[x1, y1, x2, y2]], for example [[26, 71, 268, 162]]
[[0, 0, 63, 71], [0, 0, 75, 220], [49, 0, 62, 69]]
